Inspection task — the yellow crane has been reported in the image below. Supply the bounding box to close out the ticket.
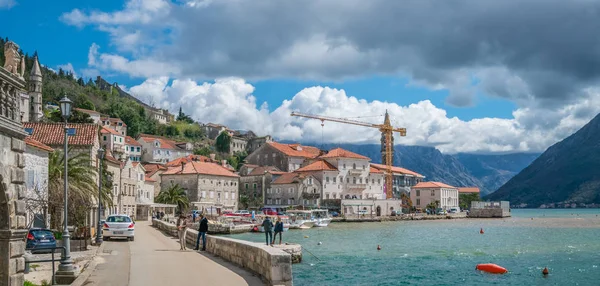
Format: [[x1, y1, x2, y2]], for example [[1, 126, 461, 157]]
[[290, 111, 406, 199]]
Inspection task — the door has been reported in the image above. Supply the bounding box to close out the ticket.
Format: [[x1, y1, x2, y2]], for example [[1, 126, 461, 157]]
[[376, 206, 381, 216]]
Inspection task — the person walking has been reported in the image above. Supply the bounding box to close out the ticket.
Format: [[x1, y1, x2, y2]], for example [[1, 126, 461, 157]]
[[272, 216, 284, 245], [176, 214, 188, 251], [194, 214, 209, 251], [262, 216, 274, 246]]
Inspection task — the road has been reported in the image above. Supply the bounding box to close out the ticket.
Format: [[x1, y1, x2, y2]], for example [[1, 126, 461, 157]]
[[83, 221, 264, 286]]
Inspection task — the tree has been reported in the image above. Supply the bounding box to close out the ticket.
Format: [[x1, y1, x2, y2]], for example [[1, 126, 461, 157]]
[[227, 156, 239, 170], [79, 99, 96, 111], [215, 131, 231, 153], [48, 109, 94, 124], [77, 77, 85, 86], [177, 107, 194, 124], [87, 78, 95, 87], [155, 184, 190, 214], [165, 125, 180, 137], [193, 146, 212, 156], [239, 195, 250, 210], [459, 193, 480, 210]]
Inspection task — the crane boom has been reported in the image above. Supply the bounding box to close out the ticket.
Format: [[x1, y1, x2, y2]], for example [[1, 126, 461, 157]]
[[290, 111, 406, 200]]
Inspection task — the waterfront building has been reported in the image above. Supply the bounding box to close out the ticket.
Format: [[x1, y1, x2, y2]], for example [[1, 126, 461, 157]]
[[245, 142, 321, 172], [268, 172, 322, 208], [411, 182, 459, 211], [24, 137, 53, 227], [137, 133, 193, 163], [160, 161, 240, 214], [239, 166, 285, 209], [469, 201, 511, 218], [370, 163, 425, 198]]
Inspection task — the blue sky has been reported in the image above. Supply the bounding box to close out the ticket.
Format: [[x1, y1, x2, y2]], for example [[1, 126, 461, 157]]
[[1, 0, 598, 154]]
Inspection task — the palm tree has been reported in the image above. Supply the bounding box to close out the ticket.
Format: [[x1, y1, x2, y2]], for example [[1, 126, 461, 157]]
[[47, 149, 112, 229], [156, 184, 190, 213]]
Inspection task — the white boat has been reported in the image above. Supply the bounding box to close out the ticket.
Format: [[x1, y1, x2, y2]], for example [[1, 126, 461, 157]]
[[287, 210, 315, 229], [311, 209, 332, 227]]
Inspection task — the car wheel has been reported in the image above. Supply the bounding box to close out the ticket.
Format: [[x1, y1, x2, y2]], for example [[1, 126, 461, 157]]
[[104, 237, 109, 241], [129, 237, 135, 242]]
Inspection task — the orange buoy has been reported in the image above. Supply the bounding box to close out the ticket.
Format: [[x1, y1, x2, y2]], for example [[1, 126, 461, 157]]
[[480, 228, 484, 234], [476, 263, 508, 274], [542, 267, 549, 275], [377, 245, 381, 250]]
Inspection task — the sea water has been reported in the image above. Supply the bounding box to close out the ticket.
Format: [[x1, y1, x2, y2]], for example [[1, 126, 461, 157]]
[[228, 209, 600, 285]]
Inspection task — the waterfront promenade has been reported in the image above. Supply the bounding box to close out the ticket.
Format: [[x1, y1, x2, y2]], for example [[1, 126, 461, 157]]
[[81, 222, 263, 286]]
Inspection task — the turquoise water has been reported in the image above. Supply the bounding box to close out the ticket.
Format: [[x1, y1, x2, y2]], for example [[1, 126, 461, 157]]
[[228, 209, 600, 285]]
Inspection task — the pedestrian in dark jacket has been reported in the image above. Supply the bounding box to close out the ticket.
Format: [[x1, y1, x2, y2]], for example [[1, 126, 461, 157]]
[[262, 216, 274, 246], [272, 216, 284, 245], [195, 215, 209, 251]]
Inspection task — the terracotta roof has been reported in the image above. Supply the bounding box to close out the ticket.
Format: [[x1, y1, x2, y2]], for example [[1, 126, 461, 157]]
[[162, 161, 239, 177], [247, 166, 283, 176], [458, 187, 480, 194], [295, 160, 337, 172], [144, 163, 168, 177], [24, 137, 54, 152], [243, 164, 259, 168], [104, 149, 121, 164], [138, 134, 186, 150], [125, 136, 142, 146], [101, 117, 127, 126], [23, 123, 99, 146], [413, 182, 456, 189], [166, 155, 213, 167], [74, 108, 100, 115], [267, 142, 320, 158], [145, 176, 157, 182], [369, 166, 383, 174], [370, 163, 425, 178], [320, 148, 370, 160], [101, 126, 120, 136], [272, 173, 306, 184]]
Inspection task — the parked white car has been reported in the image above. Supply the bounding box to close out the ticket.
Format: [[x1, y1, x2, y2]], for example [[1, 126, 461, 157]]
[[103, 214, 135, 241]]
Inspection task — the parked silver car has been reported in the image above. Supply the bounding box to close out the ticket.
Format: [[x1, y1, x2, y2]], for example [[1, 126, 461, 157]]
[[102, 215, 135, 241]]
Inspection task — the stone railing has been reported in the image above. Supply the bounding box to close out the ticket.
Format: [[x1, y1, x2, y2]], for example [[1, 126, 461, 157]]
[[152, 219, 293, 286]]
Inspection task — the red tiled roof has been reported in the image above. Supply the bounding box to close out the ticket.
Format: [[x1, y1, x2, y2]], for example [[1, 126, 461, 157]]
[[165, 155, 213, 167], [247, 166, 283, 176], [267, 142, 320, 158], [370, 163, 425, 178], [320, 148, 370, 160], [413, 182, 456, 189], [162, 161, 239, 177], [458, 187, 480, 194], [23, 123, 99, 146], [144, 163, 168, 177], [101, 117, 127, 126], [101, 126, 120, 135], [272, 173, 306, 184], [295, 160, 337, 172], [24, 137, 54, 152], [145, 176, 156, 182], [369, 166, 383, 174], [104, 150, 121, 165], [74, 108, 100, 115], [138, 134, 186, 150], [125, 136, 141, 146]]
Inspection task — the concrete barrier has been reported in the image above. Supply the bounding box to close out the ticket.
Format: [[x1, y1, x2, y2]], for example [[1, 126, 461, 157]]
[[152, 219, 293, 286]]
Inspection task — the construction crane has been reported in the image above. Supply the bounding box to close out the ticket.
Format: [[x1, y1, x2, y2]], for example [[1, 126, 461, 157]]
[[290, 111, 406, 199]]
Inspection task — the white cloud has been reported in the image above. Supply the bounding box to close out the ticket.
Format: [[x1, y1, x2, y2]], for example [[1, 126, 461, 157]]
[[57, 63, 78, 78], [127, 77, 600, 154], [86, 44, 179, 78], [0, 0, 15, 9]]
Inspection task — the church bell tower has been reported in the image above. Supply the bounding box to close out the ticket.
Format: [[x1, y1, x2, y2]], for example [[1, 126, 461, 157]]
[[28, 55, 43, 122]]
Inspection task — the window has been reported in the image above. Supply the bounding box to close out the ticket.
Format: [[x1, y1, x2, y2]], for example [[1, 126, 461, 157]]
[[103, 136, 107, 141], [253, 183, 257, 190], [372, 179, 375, 184], [353, 177, 356, 184], [129, 169, 131, 178], [326, 177, 330, 183], [137, 147, 141, 152], [343, 164, 346, 169], [245, 183, 249, 189], [201, 191, 206, 198], [431, 190, 435, 196], [333, 193, 337, 199], [346, 177, 349, 183], [114, 137, 117, 142], [276, 199, 281, 205], [416, 199, 421, 205], [289, 188, 293, 194], [362, 165, 366, 170], [377, 179, 381, 184], [303, 199, 308, 205], [210, 191, 214, 198], [139, 174, 143, 180], [326, 193, 330, 199], [309, 177, 313, 185], [26, 170, 35, 189], [359, 178, 362, 184], [225, 192, 229, 199], [416, 190, 420, 196], [353, 163, 356, 169], [288, 199, 293, 205], [120, 138, 123, 142], [333, 177, 336, 183]]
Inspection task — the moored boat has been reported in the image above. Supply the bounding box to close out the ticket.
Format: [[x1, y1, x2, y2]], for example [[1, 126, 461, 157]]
[[287, 210, 315, 229], [311, 209, 332, 227]]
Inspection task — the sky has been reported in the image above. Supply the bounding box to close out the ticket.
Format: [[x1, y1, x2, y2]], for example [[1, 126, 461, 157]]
[[2, 0, 600, 154]]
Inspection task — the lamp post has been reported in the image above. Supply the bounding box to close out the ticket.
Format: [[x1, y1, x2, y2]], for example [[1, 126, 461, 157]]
[[58, 95, 73, 272], [96, 148, 105, 245]]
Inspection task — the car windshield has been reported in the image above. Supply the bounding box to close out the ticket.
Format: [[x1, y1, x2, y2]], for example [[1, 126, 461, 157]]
[[107, 216, 131, 223], [31, 229, 54, 238]]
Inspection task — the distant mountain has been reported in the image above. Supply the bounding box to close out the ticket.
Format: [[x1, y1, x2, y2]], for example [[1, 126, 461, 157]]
[[486, 113, 600, 207], [289, 142, 538, 195]]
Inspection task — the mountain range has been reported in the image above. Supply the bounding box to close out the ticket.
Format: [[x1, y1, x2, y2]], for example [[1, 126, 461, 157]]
[[291, 143, 539, 196], [486, 113, 600, 207]]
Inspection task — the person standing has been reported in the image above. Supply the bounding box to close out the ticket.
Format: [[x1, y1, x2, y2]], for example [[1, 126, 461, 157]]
[[176, 214, 188, 251], [262, 216, 274, 246], [194, 214, 209, 251], [272, 216, 284, 245]]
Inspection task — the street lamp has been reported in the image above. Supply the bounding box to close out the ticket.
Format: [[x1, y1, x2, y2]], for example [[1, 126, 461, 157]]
[[58, 95, 73, 272], [96, 148, 105, 245]]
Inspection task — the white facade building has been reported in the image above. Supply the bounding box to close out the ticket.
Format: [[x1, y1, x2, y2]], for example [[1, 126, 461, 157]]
[[411, 182, 459, 211], [23, 137, 53, 227], [124, 136, 142, 162], [137, 134, 193, 163], [101, 126, 125, 155]]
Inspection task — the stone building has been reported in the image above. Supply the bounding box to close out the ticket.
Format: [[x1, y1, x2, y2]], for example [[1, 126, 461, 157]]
[[143, 163, 167, 199], [230, 136, 247, 154], [119, 160, 145, 218], [245, 142, 321, 172], [0, 40, 31, 286], [238, 166, 284, 209], [124, 136, 142, 162], [410, 182, 459, 211], [204, 123, 232, 140], [23, 137, 53, 228], [101, 117, 127, 136], [73, 108, 101, 124], [160, 161, 240, 214], [100, 126, 125, 156], [267, 173, 322, 209], [104, 150, 122, 217], [137, 134, 193, 164], [370, 163, 424, 198]]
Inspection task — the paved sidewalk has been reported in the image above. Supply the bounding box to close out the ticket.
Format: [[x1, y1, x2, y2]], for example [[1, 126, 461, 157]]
[[82, 221, 264, 286]]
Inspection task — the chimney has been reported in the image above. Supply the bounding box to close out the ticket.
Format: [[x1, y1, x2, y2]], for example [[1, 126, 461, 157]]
[[221, 160, 227, 167], [210, 153, 216, 161]]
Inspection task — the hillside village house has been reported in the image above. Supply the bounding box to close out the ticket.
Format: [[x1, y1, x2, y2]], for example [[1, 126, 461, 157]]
[[143, 163, 167, 199], [161, 161, 240, 214], [104, 150, 122, 217], [24, 137, 53, 227], [120, 160, 146, 218], [101, 126, 125, 155], [74, 108, 101, 124], [137, 134, 193, 163], [267, 172, 322, 208], [204, 123, 233, 139], [124, 136, 142, 162], [101, 117, 127, 136], [411, 182, 459, 211], [245, 142, 321, 172], [370, 163, 425, 198], [238, 165, 285, 209]]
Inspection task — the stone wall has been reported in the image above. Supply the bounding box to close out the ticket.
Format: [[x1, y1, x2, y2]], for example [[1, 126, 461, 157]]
[[24, 145, 50, 227], [468, 208, 511, 218], [152, 219, 293, 286]]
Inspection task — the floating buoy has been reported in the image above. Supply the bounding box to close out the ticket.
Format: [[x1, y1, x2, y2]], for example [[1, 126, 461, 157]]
[[304, 235, 309, 238], [476, 263, 508, 274], [318, 242, 322, 245], [377, 245, 381, 250], [480, 228, 484, 234], [252, 226, 258, 232], [542, 267, 549, 275]]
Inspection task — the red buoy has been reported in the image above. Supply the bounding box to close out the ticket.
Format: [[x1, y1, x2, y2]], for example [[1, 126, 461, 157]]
[[542, 267, 549, 275], [480, 228, 484, 234], [377, 245, 381, 250], [476, 263, 507, 274]]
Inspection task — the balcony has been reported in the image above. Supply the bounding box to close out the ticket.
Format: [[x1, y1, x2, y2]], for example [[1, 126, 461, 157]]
[[348, 169, 363, 176], [345, 183, 367, 190], [301, 192, 321, 200]]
